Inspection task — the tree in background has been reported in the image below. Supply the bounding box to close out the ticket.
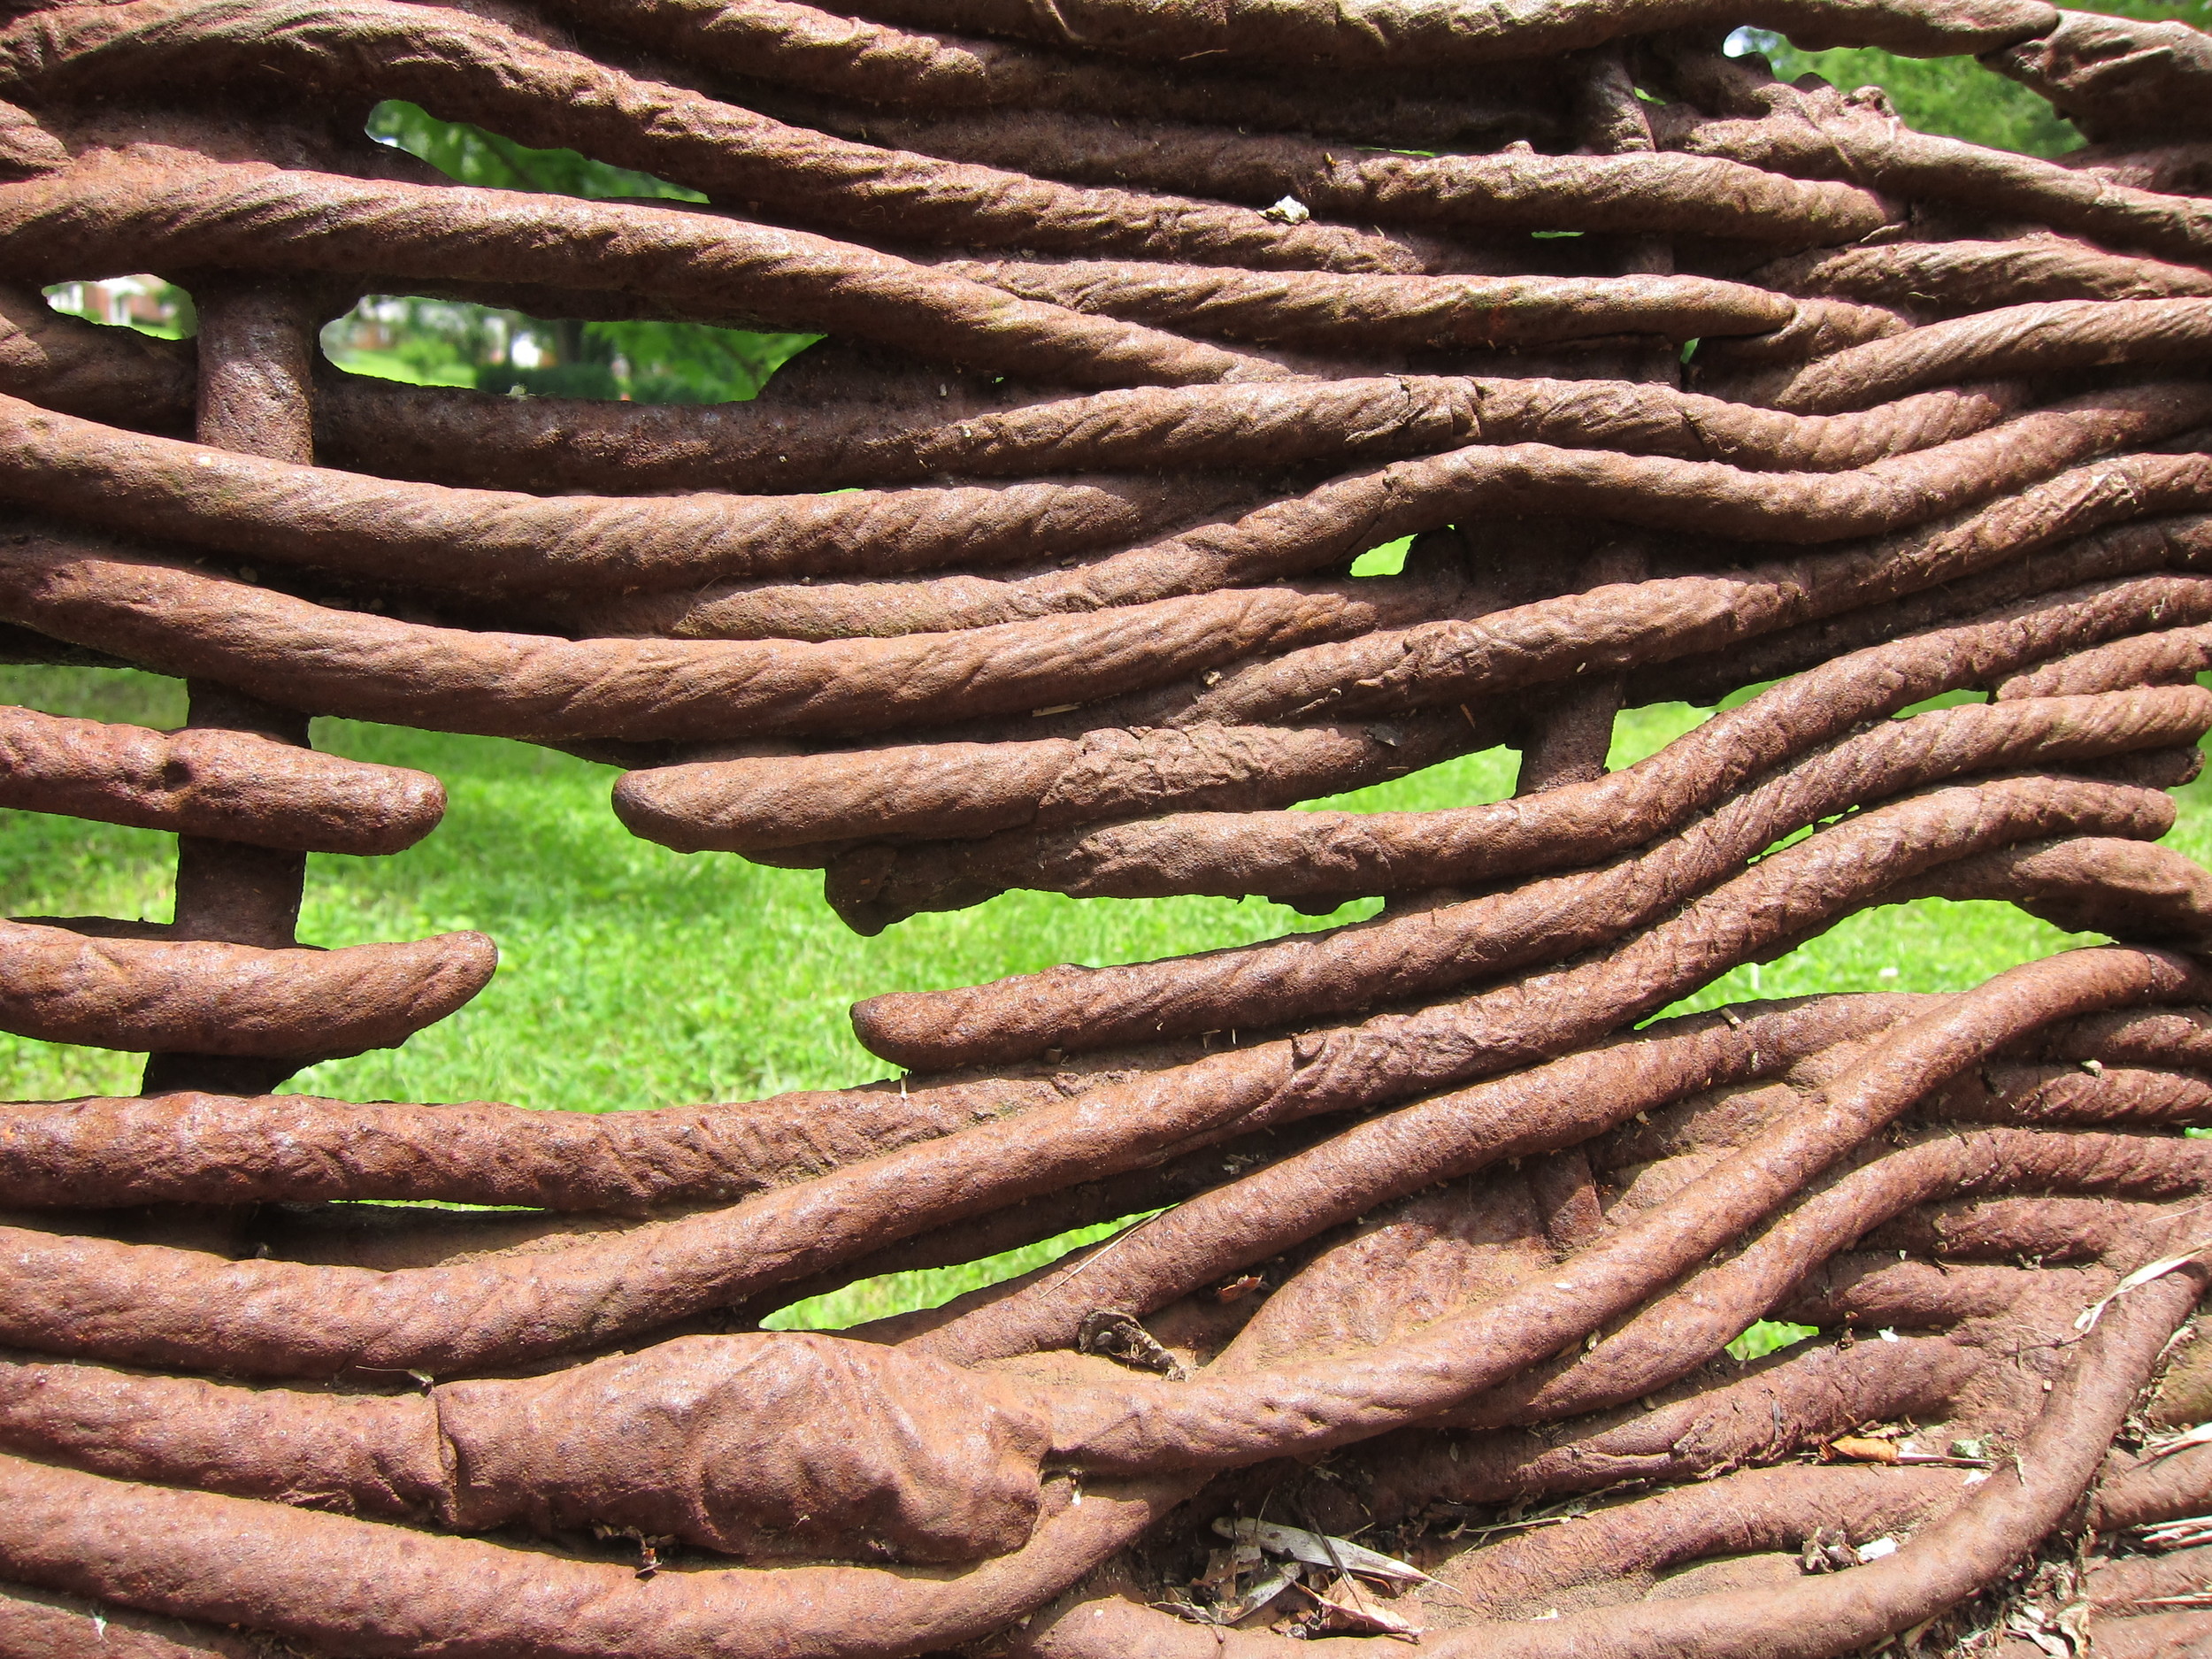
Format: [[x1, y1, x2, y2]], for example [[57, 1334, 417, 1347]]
[[44, 6, 2212, 394], [342, 101, 820, 402], [46, 101, 818, 404]]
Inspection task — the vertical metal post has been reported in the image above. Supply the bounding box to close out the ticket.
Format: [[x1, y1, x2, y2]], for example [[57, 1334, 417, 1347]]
[[141, 278, 320, 1096]]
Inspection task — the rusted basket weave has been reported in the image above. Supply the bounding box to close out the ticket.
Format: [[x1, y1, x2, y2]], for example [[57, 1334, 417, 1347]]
[[10, 0, 2212, 1654]]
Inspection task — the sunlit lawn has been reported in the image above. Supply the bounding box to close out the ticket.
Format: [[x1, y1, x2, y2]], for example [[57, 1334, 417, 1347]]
[[1, 660, 2184, 1329]]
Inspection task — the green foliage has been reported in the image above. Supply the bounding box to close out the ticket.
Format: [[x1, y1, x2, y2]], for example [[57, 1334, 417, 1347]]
[[1348, 534, 1413, 575], [1740, 2, 2212, 157], [323, 102, 819, 402], [1728, 1319, 1819, 1363], [365, 99, 706, 203], [35, 102, 818, 400], [588, 319, 820, 404], [42, 277, 196, 339], [323, 296, 502, 390]]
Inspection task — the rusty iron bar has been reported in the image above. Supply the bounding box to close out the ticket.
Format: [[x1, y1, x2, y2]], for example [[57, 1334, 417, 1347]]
[[0, 3, 2208, 1655]]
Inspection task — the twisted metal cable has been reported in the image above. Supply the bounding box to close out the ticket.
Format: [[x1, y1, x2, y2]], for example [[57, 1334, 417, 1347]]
[[4, 3, 2212, 1655]]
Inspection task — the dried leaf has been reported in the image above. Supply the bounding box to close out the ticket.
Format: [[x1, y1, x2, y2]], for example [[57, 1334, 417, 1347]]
[[2138, 1513, 2212, 1550], [1215, 1517, 1435, 1586], [1299, 1575, 1424, 1640], [2146, 1418, 2212, 1462], [2001, 1609, 2071, 1658], [2074, 1246, 2209, 1333], [1829, 1436, 1901, 1463], [1800, 1526, 1858, 1574], [1218, 1564, 1302, 1624], [1195, 1548, 1241, 1600], [1076, 1310, 1187, 1379]]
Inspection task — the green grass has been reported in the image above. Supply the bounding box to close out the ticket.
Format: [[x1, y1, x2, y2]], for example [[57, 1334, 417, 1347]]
[[2, 662, 2177, 1329], [0, 668, 1386, 1113]]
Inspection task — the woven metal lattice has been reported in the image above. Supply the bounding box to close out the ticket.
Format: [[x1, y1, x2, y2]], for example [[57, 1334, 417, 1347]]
[[4, 1, 2212, 1654]]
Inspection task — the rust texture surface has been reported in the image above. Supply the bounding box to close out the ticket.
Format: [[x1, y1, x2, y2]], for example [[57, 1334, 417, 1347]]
[[4, 1, 2212, 1654]]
